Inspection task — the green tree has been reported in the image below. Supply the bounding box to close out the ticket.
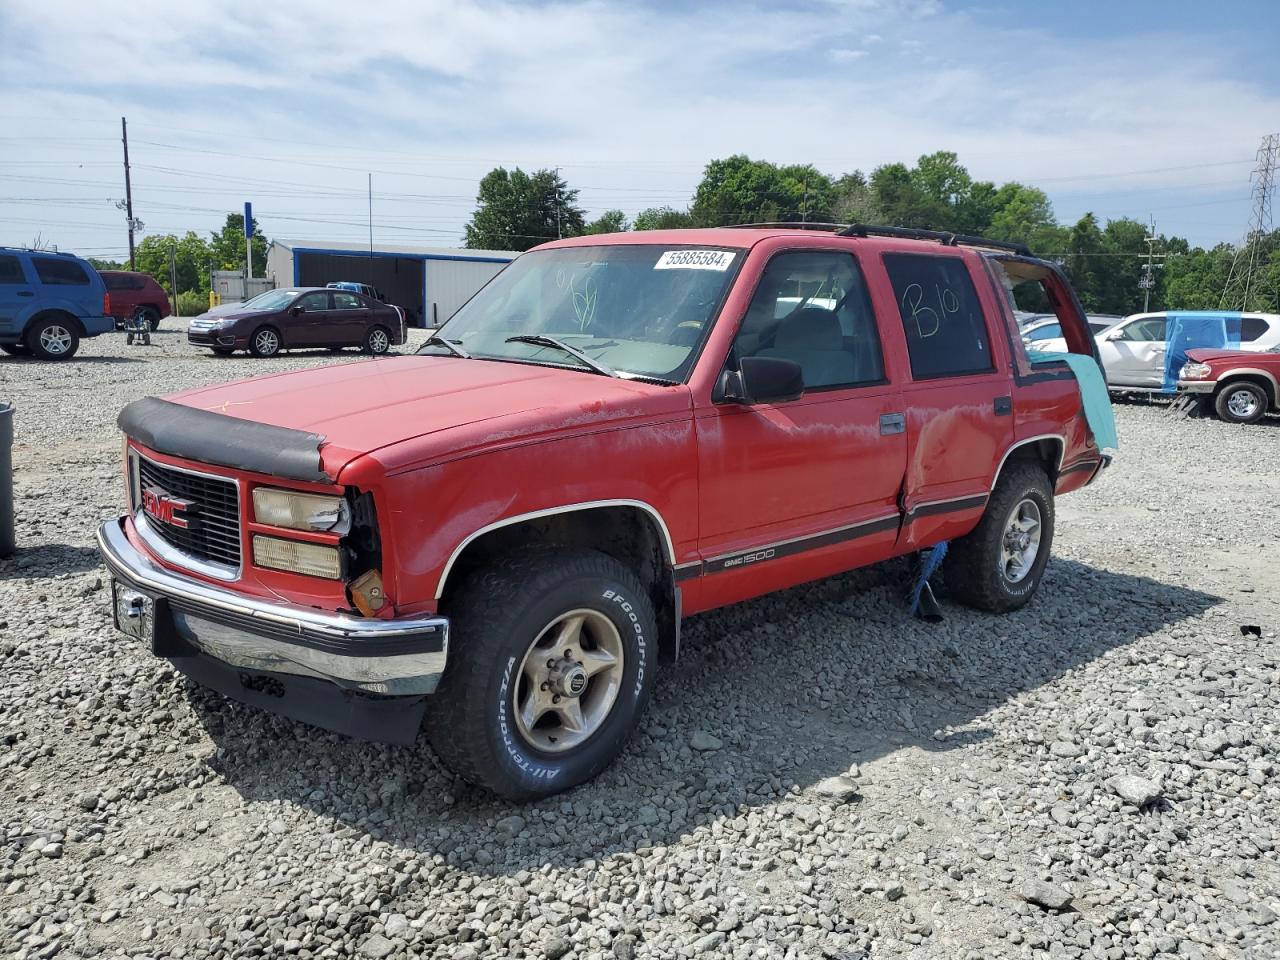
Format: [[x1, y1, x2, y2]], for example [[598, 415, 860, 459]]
[[209, 213, 267, 275], [984, 183, 1062, 252], [464, 168, 585, 251], [869, 161, 943, 229], [134, 231, 213, 295], [585, 209, 629, 234], [633, 206, 695, 231], [831, 171, 883, 224], [690, 155, 835, 226], [87, 257, 123, 271], [1064, 213, 1107, 311]]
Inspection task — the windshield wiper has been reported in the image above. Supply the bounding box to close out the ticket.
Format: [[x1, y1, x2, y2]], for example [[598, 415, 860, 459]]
[[505, 335, 617, 378], [421, 335, 471, 359]]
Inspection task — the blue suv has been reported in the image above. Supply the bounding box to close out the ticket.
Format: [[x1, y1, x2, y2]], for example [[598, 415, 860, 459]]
[[0, 248, 115, 360]]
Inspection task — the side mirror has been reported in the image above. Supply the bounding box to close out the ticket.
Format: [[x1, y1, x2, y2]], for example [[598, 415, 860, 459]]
[[1103, 329, 1122, 341], [290, 305, 304, 316], [722, 356, 804, 404]]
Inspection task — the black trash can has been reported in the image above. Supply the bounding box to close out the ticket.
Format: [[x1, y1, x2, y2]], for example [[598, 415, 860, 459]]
[[0, 403, 12, 558]]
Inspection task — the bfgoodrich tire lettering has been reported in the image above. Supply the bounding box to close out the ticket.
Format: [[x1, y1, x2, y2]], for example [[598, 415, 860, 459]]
[[424, 548, 657, 800], [943, 463, 1055, 613]]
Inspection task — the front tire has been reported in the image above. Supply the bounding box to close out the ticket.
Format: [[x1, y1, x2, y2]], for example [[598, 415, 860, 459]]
[[249, 326, 281, 357], [1214, 381, 1267, 425], [26, 316, 80, 360], [425, 548, 657, 800], [0, 344, 29, 356], [943, 463, 1055, 613]]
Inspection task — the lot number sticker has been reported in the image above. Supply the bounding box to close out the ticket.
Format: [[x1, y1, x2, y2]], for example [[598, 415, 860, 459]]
[[654, 249, 734, 271]]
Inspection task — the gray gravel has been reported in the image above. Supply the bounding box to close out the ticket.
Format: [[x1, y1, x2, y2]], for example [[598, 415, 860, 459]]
[[2, 325, 1279, 959]]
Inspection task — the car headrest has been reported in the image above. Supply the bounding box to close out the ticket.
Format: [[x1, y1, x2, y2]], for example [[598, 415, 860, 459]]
[[775, 307, 843, 352]]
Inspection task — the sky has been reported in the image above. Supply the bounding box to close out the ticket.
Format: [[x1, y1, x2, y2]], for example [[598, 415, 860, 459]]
[[1, 0, 1277, 262]]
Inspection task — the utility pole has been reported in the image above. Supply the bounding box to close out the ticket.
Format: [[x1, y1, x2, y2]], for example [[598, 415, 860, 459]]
[[801, 179, 808, 223], [368, 173, 374, 258], [168, 242, 178, 318], [121, 117, 136, 270], [555, 167, 562, 240], [1140, 216, 1163, 313], [1221, 132, 1279, 310]]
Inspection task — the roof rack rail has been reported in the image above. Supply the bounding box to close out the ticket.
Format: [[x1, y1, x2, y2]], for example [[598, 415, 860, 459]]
[[836, 223, 1031, 256], [722, 222, 847, 232]]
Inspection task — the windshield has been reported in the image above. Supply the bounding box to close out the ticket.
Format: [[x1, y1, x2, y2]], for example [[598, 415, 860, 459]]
[[240, 289, 301, 312], [420, 245, 742, 380]]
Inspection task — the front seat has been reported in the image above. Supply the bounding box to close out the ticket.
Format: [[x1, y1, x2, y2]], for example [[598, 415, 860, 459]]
[[758, 308, 854, 388]]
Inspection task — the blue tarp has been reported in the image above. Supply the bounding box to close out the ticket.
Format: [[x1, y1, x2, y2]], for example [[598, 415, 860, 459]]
[[1162, 312, 1242, 392]]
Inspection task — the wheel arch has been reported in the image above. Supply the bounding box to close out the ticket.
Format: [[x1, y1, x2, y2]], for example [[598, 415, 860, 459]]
[[26, 309, 85, 338], [435, 500, 682, 662], [991, 434, 1064, 490]]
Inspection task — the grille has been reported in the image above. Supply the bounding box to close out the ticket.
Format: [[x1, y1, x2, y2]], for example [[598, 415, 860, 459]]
[[135, 455, 242, 568]]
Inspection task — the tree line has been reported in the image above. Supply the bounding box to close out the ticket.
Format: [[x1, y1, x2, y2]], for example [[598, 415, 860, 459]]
[[463, 153, 1280, 316]]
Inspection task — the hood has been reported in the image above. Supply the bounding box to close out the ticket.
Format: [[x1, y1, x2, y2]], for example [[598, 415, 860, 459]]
[[1186, 347, 1280, 363], [166, 356, 689, 477], [193, 302, 268, 321]]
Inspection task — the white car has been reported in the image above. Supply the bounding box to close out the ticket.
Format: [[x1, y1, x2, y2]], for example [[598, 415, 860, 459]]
[[1021, 315, 1117, 347], [1029, 311, 1280, 389]]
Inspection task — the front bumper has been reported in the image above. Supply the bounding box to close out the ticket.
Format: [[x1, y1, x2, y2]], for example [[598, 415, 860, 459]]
[[97, 516, 449, 699], [1176, 380, 1215, 394], [187, 328, 243, 348]]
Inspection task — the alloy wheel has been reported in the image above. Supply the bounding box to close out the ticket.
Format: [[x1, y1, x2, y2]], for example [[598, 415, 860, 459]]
[[254, 330, 279, 355], [513, 608, 625, 753], [39, 325, 73, 355], [1000, 497, 1042, 584]]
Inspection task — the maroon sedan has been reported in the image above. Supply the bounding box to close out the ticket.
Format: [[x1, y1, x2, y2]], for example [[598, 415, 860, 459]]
[[187, 287, 406, 357]]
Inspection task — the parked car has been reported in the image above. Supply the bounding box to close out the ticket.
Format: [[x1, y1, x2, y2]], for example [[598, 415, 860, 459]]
[[1178, 346, 1280, 424], [100, 270, 172, 331], [99, 225, 1109, 799], [1021, 315, 1117, 347], [186, 286, 406, 356], [0, 247, 115, 360], [1093, 311, 1279, 389], [327, 281, 385, 301]]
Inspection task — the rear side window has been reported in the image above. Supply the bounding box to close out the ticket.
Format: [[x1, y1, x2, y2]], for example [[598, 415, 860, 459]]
[[33, 257, 89, 285], [884, 253, 994, 379], [1241, 316, 1270, 342], [0, 255, 24, 284], [333, 292, 364, 309]]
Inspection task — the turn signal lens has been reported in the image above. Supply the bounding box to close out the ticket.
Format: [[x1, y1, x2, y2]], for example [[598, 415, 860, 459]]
[[252, 535, 342, 579], [349, 568, 387, 616], [253, 488, 349, 533]]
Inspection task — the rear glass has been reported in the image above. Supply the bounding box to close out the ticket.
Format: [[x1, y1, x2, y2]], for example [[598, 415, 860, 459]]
[[1241, 316, 1270, 342], [33, 257, 89, 285], [883, 253, 994, 379]]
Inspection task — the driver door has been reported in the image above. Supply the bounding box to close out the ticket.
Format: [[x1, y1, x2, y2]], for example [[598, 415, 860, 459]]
[[692, 249, 906, 608], [284, 290, 333, 348], [1100, 315, 1166, 387]]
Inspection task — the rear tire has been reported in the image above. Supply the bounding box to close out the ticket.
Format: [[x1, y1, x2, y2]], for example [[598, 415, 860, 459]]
[[363, 325, 391, 355], [943, 463, 1054, 613], [138, 307, 161, 332], [249, 326, 281, 357], [424, 548, 657, 800], [1214, 381, 1267, 425], [25, 316, 80, 361]]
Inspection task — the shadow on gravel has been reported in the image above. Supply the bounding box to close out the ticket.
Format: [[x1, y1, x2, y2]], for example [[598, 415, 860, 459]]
[[185, 555, 1220, 875], [0, 355, 143, 365], [0, 543, 103, 578]]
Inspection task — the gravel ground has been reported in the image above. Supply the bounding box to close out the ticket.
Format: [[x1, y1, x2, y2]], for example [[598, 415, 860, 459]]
[[2, 325, 1279, 960]]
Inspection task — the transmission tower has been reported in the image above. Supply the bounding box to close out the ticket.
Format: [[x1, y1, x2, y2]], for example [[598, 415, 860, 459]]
[[1220, 133, 1278, 310]]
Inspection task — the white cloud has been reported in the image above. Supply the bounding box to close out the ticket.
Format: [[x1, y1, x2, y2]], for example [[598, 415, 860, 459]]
[[0, 0, 1272, 252]]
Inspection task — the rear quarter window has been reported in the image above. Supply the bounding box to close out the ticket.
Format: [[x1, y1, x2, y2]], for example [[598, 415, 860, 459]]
[[0, 255, 25, 284], [33, 258, 89, 285], [1241, 316, 1271, 342], [883, 253, 994, 379]]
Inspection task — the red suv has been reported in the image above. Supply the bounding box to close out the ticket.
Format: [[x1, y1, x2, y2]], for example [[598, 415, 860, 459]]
[[100, 271, 172, 331], [97, 225, 1109, 799]]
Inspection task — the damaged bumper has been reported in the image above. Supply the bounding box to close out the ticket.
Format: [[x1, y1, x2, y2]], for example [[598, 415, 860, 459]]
[[1176, 380, 1215, 394], [96, 516, 449, 744]]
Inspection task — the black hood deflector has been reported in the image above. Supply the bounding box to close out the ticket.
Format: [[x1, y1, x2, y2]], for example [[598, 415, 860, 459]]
[[117, 396, 331, 483]]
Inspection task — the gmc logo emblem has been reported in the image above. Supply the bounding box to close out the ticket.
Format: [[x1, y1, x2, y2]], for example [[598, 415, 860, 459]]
[[142, 488, 195, 529]]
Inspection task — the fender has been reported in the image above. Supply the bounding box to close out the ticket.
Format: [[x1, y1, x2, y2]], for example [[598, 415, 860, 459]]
[[1216, 369, 1279, 401], [433, 498, 677, 600], [991, 434, 1065, 490]]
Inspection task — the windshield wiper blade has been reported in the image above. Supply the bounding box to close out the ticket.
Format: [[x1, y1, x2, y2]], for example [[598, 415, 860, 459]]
[[421, 335, 471, 359], [505, 335, 617, 377]]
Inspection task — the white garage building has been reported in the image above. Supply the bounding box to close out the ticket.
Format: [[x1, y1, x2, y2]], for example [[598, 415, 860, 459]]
[[265, 239, 517, 327]]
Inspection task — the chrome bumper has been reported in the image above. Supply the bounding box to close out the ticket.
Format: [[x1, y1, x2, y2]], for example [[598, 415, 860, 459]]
[[97, 517, 448, 695], [1176, 380, 1215, 394]]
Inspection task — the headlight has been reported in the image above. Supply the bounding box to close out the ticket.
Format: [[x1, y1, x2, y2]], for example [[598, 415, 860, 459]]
[[1180, 362, 1212, 380], [252, 487, 350, 533], [252, 535, 342, 579]]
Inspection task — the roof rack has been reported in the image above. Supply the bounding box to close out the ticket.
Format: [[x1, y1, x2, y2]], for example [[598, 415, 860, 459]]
[[836, 223, 1031, 256], [723, 222, 847, 233]]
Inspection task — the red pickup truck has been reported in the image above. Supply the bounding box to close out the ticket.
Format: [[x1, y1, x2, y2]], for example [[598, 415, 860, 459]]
[[97, 225, 1108, 799]]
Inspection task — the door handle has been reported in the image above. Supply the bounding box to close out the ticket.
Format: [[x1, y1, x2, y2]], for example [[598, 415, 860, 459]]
[[879, 413, 905, 435], [16, 291, 33, 297]]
